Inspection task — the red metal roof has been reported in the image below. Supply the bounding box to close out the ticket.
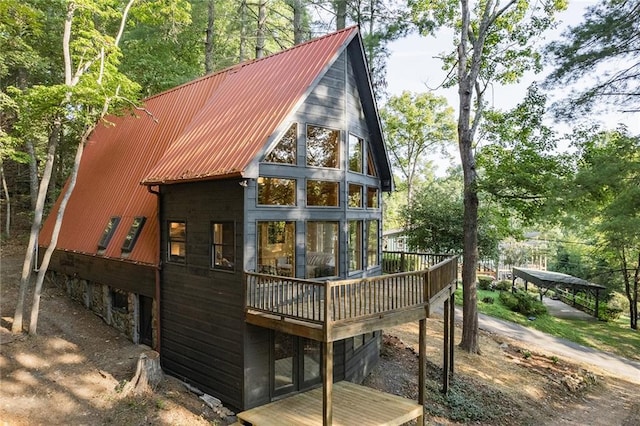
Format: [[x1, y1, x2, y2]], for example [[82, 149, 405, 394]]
[[39, 27, 358, 266]]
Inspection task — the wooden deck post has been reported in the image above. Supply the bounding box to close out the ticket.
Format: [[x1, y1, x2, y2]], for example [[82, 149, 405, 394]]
[[442, 298, 450, 394], [323, 281, 333, 426], [418, 318, 426, 426], [449, 291, 455, 376]]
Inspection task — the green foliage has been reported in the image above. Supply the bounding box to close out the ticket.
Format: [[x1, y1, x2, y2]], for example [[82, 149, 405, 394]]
[[499, 291, 547, 317], [494, 280, 512, 291], [481, 296, 494, 304], [546, 0, 640, 117], [477, 275, 493, 290]]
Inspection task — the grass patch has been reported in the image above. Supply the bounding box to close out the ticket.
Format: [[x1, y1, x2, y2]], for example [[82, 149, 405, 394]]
[[455, 288, 640, 361]]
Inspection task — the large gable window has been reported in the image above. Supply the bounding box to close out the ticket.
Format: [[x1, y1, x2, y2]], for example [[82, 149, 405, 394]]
[[212, 222, 235, 271], [306, 125, 340, 168], [264, 123, 297, 164], [98, 217, 121, 251], [307, 180, 339, 207], [367, 220, 379, 268], [348, 134, 363, 173], [168, 221, 186, 263], [367, 187, 379, 209], [348, 220, 362, 272], [306, 221, 338, 278], [366, 148, 378, 176], [348, 184, 362, 208], [121, 216, 146, 253], [258, 177, 296, 206]]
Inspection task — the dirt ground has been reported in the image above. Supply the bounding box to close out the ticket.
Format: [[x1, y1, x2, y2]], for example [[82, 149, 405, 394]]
[[2, 239, 639, 425]]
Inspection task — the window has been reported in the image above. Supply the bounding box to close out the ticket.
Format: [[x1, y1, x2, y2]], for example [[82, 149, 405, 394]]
[[258, 221, 295, 276], [111, 288, 128, 313], [212, 222, 235, 271], [121, 216, 146, 253], [306, 125, 340, 168], [348, 220, 362, 272], [348, 184, 362, 208], [307, 180, 339, 207], [258, 177, 296, 205], [306, 221, 338, 278], [366, 149, 377, 176], [98, 217, 121, 250], [367, 187, 379, 209], [367, 220, 379, 268], [348, 134, 363, 173], [168, 221, 186, 263], [264, 123, 297, 164]]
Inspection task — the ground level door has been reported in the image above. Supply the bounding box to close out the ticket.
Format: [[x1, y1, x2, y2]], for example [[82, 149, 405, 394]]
[[272, 331, 321, 398], [139, 295, 153, 347]]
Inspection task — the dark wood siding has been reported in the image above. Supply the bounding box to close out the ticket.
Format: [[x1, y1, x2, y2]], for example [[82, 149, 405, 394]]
[[344, 331, 381, 383], [159, 179, 246, 410], [46, 250, 155, 296]]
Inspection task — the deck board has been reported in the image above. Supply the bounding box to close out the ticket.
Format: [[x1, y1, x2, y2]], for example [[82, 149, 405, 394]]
[[236, 381, 423, 426]]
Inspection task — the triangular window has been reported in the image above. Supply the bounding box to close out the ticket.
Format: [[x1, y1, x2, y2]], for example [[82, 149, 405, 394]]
[[366, 147, 377, 177], [264, 123, 297, 164]]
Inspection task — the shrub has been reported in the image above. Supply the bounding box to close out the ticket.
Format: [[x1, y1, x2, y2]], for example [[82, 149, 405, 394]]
[[494, 280, 512, 291], [482, 296, 495, 304], [477, 275, 494, 290], [499, 291, 547, 317], [598, 306, 623, 322]]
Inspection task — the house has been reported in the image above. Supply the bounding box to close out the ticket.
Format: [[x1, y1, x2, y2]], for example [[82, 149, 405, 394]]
[[39, 27, 457, 424]]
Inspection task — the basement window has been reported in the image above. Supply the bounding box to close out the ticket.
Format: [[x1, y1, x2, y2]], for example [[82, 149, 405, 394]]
[[98, 217, 121, 251], [121, 216, 146, 254], [111, 288, 128, 313]]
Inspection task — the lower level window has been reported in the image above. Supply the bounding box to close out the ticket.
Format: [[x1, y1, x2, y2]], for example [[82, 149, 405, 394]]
[[306, 221, 338, 278], [111, 289, 128, 313]]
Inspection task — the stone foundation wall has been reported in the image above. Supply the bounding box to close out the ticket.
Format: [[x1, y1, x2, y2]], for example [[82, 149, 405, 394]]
[[48, 271, 155, 347]]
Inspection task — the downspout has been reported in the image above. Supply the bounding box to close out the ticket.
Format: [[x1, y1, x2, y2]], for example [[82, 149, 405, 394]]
[[147, 185, 161, 353]]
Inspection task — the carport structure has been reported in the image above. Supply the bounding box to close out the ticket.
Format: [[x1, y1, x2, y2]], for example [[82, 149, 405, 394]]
[[512, 268, 606, 318]]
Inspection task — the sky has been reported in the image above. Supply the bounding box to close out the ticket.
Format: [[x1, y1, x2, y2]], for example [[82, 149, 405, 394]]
[[384, 0, 640, 137]]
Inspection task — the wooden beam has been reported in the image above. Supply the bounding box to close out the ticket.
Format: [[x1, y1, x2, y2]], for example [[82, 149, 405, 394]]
[[449, 292, 455, 376], [442, 298, 450, 394], [418, 318, 426, 426], [323, 341, 333, 426]]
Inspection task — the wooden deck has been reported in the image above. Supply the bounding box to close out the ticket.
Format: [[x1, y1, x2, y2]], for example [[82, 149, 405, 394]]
[[236, 381, 423, 426]]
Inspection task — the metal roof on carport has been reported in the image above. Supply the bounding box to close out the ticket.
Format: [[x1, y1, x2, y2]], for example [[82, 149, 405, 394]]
[[512, 267, 606, 291]]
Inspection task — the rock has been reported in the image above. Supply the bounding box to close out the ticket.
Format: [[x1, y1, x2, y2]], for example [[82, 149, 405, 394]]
[[200, 393, 221, 409]]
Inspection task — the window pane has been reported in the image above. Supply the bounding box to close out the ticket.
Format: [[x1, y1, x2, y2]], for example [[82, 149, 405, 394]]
[[265, 123, 297, 164], [366, 149, 377, 176], [307, 180, 339, 207], [348, 221, 362, 272], [258, 221, 295, 276], [367, 220, 379, 268], [168, 221, 186, 263], [212, 222, 235, 270], [274, 332, 295, 391], [348, 184, 362, 208], [306, 221, 338, 278], [367, 187, 379, 209], [306, 125, 340, 168], [258, 177, 296, 205], [348, 134, 363, 173], [303, 339, 321, 384]]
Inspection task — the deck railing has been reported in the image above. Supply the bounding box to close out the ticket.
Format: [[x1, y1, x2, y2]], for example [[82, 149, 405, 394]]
[[245, 254, 458, 327], [382, 251, 452, 274]]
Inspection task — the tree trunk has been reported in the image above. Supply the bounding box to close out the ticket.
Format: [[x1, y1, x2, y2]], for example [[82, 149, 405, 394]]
[[29, 129, 87, 335], [0, 160, 10, 237], [335, 0, 347, 30], [205, 0, 215, 74], [239, 1, 247, 61], [457, 0, 480, 354], [291, 0, 304, 45], [12, 124, 60, 333], [123, 350, 164, 395], [26, 140, 39, 210], [255, 0, 267, 59]]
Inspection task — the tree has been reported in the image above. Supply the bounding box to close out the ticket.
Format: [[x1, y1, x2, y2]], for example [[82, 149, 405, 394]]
[[11, 0, 191, 335], [546, 0, 640, 118], [569, 128, 640, 329], [411, 0, 567, 353], [381, 91, 456, 207]]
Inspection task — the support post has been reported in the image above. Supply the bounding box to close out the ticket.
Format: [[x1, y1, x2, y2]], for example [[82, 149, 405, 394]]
[[442, 298, 450, 394], [323, 341, 333, 426], [418, 318, 426, 426], [449, 291, 455, 375], [595, 289, 600, 319]]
